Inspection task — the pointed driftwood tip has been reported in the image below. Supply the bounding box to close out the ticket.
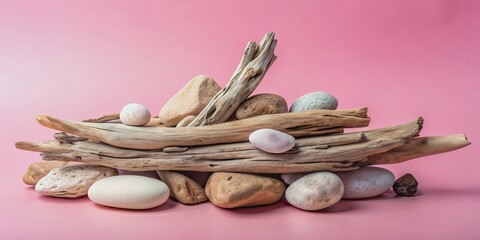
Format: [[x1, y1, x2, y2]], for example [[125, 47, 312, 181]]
[[36, 114, 48, 123]]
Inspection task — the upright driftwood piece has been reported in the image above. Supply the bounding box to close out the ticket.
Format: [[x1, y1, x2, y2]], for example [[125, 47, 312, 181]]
[[35, 108, 369, 150], [188, 32, 277, 127], [17, 118, 466, 174]]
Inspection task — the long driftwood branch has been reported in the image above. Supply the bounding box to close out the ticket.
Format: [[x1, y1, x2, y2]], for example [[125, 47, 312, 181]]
[[188, 32, 277, 127], [35, 108, 370, 150], [15, 118, 435, 173], [362, 134, 470, 166]]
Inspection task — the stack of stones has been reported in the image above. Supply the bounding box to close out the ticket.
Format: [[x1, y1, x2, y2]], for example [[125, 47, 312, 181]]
[[23, 75, 418, 211]]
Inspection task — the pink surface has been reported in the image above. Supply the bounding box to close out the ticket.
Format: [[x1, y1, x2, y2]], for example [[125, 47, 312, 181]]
[[0, 0, 479, 239]]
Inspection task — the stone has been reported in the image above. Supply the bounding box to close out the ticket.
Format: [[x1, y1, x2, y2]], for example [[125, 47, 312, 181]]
[[179, 171, 212, 187], [120, 103, 151, 126], [289, 91, 338, 112], [393, 173, 418, 197], [23, 161, 68, 185], [249, 128, 296, 153], [35, 164, 118, 198], [205, 172, 285, 208], [176, 115, 196, 128], [280, 173, 307, 185], [335, 167, 395, 199], [88, 175, 170, 210], [156, 170, 208, 204], [235, 93, 288, 120], [285, 172, 344, 211], [159, 75, 221, 127]]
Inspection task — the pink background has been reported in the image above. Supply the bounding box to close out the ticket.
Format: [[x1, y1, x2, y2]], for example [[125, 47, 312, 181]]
[[1, 0, 479, 239]]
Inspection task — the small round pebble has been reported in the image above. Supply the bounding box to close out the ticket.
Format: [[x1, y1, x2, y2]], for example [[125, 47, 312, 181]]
[[120, 103, 151, 126], [88, 175, 170, 210], [290, 91, 338, 112], [393, 173, 418, 197], [336, 167, 395, 199], [286, 172, 344, 211], [249, 129, 296, 153]]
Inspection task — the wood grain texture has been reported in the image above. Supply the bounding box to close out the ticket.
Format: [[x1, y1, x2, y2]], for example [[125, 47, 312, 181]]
[[35, 108, 369, 150], [188, 32, 277, 127], [14, 118, 442, 174]]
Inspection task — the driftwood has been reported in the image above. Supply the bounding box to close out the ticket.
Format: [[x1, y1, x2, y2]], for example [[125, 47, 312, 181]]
[[16, 117, 464, 174], [362, 134, 470, 166], [83, 113, 120, 123], [188, 32, 277, 127], [35, 108, 370, 150]]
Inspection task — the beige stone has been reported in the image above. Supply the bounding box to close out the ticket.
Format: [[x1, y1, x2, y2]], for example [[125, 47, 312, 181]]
[[235, 93, 288, 120], [159, 75, 221, 126], [156, 170, 208, 204], [35, 164, 118, 198], [176, 115, 196, 128], [23, 161, 68, 185], [205, 172, 285, 208]]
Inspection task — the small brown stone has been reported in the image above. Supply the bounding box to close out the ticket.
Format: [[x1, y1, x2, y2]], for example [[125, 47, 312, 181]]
[[235, 93, 288, 120], [156, 170, 208, 204], [393, 173, 418, 197], [23, 161, 69, 185], [205, 172, 285, 208], [159, 75, 221, 127], [176, 115, 196, 128]]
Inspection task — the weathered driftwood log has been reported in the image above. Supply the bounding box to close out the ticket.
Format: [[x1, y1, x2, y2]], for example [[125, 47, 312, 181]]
[[16, 118, 464, 174], [362, 134, 470, 166], [188, 32, 277, 127], [35, 108, 369, 150]]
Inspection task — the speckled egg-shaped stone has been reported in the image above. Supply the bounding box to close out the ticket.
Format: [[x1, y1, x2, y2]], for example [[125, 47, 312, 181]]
[[120, 103, 151, 126], [289, 92, 338, 112], [88, 175, 170, 210], [335, 167, 395, 199], [249, 129, 296, 153], [286, 172, 344, 211]]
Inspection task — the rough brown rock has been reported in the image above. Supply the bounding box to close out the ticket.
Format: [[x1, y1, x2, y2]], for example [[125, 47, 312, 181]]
[[176, 115, 196, 128], [159, 75, 221, 127], [393, 173, 418, 197], [235, 93, 288, 120], [23, 161, 69, 185], [156, 170, 208, 204], [205, 172, 285, 208], [35, 164, 118, 198]]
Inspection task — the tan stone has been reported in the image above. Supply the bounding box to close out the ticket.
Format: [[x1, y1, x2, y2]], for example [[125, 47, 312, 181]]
[[176, 115, 196, 128], [35, 164, 118, 198], [23, 161, 68, 185], [179, 171, 211, 187], [159, 75, 221, 127], [235, 93, 288, 120], [156, 170, 208, 204], [205, 172, 285, 208]]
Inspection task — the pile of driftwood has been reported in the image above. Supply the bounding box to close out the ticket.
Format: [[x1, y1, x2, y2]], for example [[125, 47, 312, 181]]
[[16, 32, 470, 175]]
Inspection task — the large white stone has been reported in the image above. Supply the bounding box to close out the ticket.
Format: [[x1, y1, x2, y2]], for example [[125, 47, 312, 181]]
[[336, 167, 395, 199], [286, 172, 344, 211], [249, 129, 296, 153], [35, 164, 118, 198], [88, 175, 170, 210]]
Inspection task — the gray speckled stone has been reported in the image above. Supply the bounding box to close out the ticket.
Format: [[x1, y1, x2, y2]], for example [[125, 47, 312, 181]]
[[335, 167, 395, 199], [289, 92, 338, 112]]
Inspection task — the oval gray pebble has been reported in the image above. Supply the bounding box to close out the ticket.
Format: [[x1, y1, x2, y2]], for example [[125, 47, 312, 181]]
[[290, 91, 338, 112]]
